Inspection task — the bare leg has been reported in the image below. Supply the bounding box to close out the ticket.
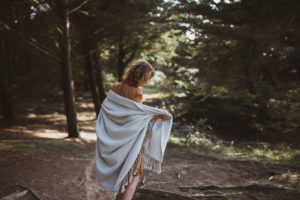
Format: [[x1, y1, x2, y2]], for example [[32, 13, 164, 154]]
[[119, 175, 140, 200]]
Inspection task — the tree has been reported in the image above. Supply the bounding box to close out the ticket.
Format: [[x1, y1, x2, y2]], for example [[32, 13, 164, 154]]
[[97, 0, 171, 81], [0, 0, 34, 120], [0, 0, 84, 137], [168, 0, 300, 139], [56, 0, 79, 137]]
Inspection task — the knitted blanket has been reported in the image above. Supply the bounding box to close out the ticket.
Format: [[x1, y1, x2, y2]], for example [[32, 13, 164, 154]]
[[95, 89, 173, 200]]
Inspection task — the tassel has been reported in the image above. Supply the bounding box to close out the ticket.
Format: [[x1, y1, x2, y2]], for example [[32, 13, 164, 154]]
[[113, 121, 162, 199], [142, 152, 162, 174], [112, 191, 118, 200], [116, 149, 143, 198]]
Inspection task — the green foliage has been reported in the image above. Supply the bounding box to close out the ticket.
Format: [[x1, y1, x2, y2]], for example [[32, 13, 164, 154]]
[[169, 131, 300, 163], [164, 0, 300, 142], [172, 118, 214, 148], [266, 88, 300, 135], [2, 0, 299, 144]]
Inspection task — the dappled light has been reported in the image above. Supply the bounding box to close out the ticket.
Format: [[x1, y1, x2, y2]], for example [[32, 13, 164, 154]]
[[1, 0, 300, 199], [168, 135, 300, 163]]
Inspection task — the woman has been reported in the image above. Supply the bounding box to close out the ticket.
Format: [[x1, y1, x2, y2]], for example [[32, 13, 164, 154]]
[[95, 59, 172, 200], [112, 59, 171, 200]]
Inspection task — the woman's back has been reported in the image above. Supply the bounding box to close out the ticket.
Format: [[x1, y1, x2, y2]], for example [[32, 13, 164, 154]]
[[111, 81, 145, 191], [98, 60, 170, 200], [111, 82, 143, 103]]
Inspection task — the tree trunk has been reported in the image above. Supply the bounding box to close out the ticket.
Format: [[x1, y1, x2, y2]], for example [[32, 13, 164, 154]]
[[26, 54, 32, 73], [93, 51, 106, 103], [84, 79, 89, 92], [118, 43, 126, 81], [84, 47, 101, 115], [117, 43, 137, 81], [0, 36, 13, 119], [245, 64, 257, 95], [59, 0, 79, 138], [243, 41, 257, 95], [0, 77, 13, 120]]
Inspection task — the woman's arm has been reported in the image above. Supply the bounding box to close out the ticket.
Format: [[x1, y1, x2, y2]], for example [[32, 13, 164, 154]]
[[150, 114, 171, 121], [135, 88, 170, 121]]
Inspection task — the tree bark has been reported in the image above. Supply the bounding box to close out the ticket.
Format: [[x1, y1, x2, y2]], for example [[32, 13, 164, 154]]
[[118, 43, 126, 81], [0, 36, 13, 119], [0, 77, 13, 120], [243, 41, 257, 95], [117, 43, 136, 81], [58, 0, 79, 138], [84, 46, 101, 115], [93, 51, 106, 103]]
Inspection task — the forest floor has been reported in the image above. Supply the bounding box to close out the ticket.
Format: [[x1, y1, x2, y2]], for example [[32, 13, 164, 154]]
[[0, 90, 299, 200]]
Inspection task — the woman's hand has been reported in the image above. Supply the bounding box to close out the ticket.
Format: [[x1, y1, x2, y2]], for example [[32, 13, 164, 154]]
[[150, 114, 171, 121], [160, 114, 171, 120]]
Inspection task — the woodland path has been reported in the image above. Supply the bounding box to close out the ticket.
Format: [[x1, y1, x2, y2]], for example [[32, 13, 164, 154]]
[[0, 91, 299, 200]]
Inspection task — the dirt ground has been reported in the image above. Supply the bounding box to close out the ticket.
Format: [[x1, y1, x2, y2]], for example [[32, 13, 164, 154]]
[[0, 91, 299, 200]]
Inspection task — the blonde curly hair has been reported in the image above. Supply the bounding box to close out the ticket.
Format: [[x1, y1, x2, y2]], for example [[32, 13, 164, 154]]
[[121, 59, 155, 87]]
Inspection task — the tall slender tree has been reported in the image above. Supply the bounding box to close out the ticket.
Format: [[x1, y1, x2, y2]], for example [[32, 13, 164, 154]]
[[56, 0, 79, 137]]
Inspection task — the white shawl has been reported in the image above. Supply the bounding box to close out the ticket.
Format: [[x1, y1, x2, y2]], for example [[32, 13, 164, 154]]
[[95, 89, 173, 200]]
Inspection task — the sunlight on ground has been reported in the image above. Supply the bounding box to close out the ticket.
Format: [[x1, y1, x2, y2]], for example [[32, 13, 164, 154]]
[[2, 126, 68, 139], [3, 126, 34, 134], [18, 109, 97, 143], [26, 112, 66, 121], [253, 171, 300, 188], [3, 126, 96, 143], [276, 172, 300, 183], [32, 130, 68, 139], [80, 131, 97, 141], [0, 138, 82, 153], [31, 130, 96, 143], [77, 111, 96, 121], [77, 101, 95, 108]]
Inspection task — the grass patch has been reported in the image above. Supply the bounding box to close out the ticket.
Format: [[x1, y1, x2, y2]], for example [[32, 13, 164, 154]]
[[167, 135, 300, 165]]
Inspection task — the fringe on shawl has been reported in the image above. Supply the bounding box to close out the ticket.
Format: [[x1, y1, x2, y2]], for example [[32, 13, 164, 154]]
[[112, 149, 143, 200], [111, 123, 163, 200], [142, 152, 162, 174], [111, 149, 163, 200]]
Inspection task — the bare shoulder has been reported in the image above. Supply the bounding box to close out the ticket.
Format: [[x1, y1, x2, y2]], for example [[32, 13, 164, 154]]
[[135, 87, 143, 103], [111, 82, 121, 91]]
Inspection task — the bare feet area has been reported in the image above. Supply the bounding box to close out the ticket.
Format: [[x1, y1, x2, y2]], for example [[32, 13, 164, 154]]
[[0, 92, 299, 200]]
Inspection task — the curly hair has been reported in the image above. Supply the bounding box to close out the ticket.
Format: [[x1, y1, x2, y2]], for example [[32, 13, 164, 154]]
[[121, 59, 155, 87]]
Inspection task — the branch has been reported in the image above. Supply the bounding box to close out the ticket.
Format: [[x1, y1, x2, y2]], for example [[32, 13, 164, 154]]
[[178, 18, 253, 41], [0, 22, 61, 62], [28, 0, 62, 27], [177, 1, 248, 26], [124, 50, 136, 67], [136, 188, 197, 200], [68, 0, 89, 14], [179, 183, 296, 192]]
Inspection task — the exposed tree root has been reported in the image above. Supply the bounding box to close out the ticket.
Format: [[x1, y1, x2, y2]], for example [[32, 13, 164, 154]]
[[0, 185, 40, 200], [134, 187, 198, 200], [179, 183, 296, 192]]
